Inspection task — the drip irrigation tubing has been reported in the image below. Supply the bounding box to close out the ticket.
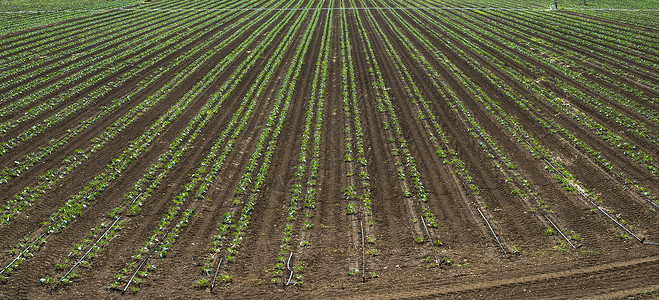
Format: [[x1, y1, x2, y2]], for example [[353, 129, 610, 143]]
[[110, 227, 172, 294], [51, 216, 122, 294], [0, 232, 47, 276], [523, 139, 659, 212], [476, 207, 508, 258], [209, 257, 222, 291], [420, 215, 441, 265], [543, 214, 576, 249], [360, 219, 365, 282], [285, 252, 294, 286]]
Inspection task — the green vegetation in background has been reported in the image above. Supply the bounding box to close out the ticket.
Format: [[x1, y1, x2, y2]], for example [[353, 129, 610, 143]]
[[553, 0, 659, 9], [437, 0, 658, 9], [0, 0, 143, 11], [0, 0, 144, 36]]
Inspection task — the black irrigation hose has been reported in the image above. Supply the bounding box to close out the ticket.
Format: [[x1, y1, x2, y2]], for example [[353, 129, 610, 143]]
[[0, 232, 47, 276], [476, 207, 508, 258], [420, 215, 441, 265], [543, 214, 576, 249], [285, 252, 293, 286], [51, 216, 122, 294], [210, 257, 222, 291], [360, 219, 365, 282]]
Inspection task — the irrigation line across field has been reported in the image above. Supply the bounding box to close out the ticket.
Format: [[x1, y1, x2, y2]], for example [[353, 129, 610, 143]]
[[420, 215, 441, 265], [2, 7, 658, 14], [209, 257, 223, 291], [285, 252, 294, 286], [109, 228, 173, 294], [476, 207, 508, 258], [543, 215, 576, 249], [0, 232, 46, 276]]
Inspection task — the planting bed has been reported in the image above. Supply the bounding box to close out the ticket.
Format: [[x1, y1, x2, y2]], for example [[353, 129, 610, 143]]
[[0, 0, 657, 298]]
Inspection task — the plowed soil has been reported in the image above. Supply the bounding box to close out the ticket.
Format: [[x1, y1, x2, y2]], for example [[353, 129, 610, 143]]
[[0, 0, 657, 298]]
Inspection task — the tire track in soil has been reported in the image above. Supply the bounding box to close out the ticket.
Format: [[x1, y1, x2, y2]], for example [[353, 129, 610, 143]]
[[311, 253, 659, 299]]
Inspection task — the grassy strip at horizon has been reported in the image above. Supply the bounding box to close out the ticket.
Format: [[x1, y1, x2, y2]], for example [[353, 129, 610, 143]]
[[0, 0, 146, 35]]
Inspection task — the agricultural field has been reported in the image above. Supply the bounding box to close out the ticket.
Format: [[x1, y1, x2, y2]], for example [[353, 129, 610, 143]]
[[0, 0, 657, 298]]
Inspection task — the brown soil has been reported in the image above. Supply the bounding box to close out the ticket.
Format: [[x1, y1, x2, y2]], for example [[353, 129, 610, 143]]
[[0, 0, 657, 298]]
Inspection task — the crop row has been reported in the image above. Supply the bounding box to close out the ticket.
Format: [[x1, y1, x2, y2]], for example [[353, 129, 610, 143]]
[[268, 5, 333, 287], [46, 2, 283, 290], [400, 0, 649, 239], [430, 5, 659, 207], [0, 0, 275, 282], [0, 2, 266, 223], [350, 0, 452, 265]]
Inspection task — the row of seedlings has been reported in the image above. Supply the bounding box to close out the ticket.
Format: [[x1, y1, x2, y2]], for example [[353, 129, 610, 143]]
[[338, 5, 377, 280], [0, 0, 241, 93], [399, 0, 650, 243], [197, 0, 324, 290], [44, 2, 289, 292], [105, 0, 314, 291], [378, 0, 579, 250], [0, 0, 269, 223], [349, 0, 452, 265], [268, 3, 334, 287], [430, 5, 659, 210], [358, 0, 515, 257], [0, 1, 281, 283]]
